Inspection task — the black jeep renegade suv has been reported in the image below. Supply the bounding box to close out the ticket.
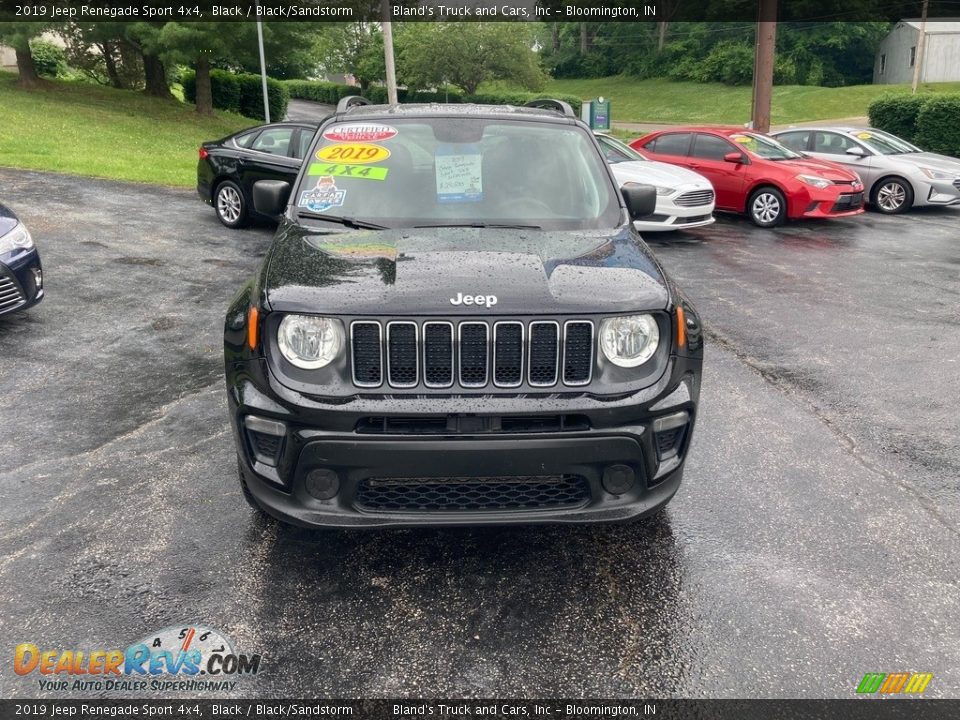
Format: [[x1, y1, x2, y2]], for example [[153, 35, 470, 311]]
[[223, 97, 703, 528]]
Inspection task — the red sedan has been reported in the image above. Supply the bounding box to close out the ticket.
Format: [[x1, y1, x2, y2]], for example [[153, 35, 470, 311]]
[[630, 127, 865, 228]]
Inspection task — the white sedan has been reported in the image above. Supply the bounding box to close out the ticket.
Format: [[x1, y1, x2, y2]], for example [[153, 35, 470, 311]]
[[595, 133, 716, 232]]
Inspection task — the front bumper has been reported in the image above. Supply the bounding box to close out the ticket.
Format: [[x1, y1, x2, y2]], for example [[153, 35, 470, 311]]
[[0, 248, 43, 317], [916, 178, 960, 207], [228, 357, 700, 528], [792, 185, 865, 219], [633, 194, 716, 232]]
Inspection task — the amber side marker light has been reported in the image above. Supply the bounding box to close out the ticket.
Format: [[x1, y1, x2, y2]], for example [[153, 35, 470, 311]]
[[675, 305, 686, 349], [247, 306, 260, 350]]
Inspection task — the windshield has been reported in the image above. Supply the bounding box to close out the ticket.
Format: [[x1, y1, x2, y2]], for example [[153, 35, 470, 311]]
[[295, 117, 622, 230], [851, 129, 919, 155], [597, 134, 646, 163], [729, 133, 802, 160]]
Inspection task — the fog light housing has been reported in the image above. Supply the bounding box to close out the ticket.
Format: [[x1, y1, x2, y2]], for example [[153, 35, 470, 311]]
[[305, 469, 340, 500], [244, 415, 286, 467], [602, 464, 636, 495]]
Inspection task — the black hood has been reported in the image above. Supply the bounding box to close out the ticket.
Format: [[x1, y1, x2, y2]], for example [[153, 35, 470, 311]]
[[262, 223, 670, 316]]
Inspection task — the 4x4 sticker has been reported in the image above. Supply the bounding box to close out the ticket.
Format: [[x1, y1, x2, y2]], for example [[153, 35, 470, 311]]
[[308, 163, 388, 181], [298, 176, 346, 213], [322, 124, 398, 143], [316, 143, 390, 164]]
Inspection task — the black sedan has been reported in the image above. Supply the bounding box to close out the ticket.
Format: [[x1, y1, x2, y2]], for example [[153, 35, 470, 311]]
[[197, 121, 319, 229], [0, 202, 43, 318]]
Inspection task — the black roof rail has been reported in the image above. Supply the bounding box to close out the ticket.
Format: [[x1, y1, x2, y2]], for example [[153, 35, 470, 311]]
[[523, 98, 575, 118], [336, 95, 372, 113]]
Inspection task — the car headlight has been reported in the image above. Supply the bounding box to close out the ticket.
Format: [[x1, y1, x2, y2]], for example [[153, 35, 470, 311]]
[[918, 166, 954, 180], [277, 315, 344, 369], [0, 222, 34, 255], [623, 181, 672, 197], [796, 174, 831, 189], [599, 314, 660, 368]]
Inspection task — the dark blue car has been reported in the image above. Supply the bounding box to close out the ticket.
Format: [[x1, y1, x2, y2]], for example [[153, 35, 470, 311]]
[[0, 202, 43, 317]]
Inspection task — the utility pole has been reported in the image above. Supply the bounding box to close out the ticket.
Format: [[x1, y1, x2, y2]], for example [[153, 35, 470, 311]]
[[750, 0, 778, 133], [255, 13, 270, 123], [911, 0, 929, 94], [382, 0, 398, 104]]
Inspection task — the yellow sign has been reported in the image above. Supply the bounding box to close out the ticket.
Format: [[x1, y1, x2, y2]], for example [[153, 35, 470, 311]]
[[857, 132, 873, 140], [316, 143, 391, 164]]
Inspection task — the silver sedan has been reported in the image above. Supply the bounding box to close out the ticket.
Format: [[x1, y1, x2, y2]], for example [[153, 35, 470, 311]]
[[771, 126, 960, 214]]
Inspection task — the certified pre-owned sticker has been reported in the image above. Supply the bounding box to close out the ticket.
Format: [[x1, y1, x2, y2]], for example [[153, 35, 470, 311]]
[[316, 143, 390, 164], [308, 163, 389, 181], [322, 124, 398, 143]]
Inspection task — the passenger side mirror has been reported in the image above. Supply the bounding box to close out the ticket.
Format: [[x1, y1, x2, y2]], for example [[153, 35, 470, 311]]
[[845, 146, 868, 157], [621, 184, 657, 220], [723, 152, 745, 164], [253, 180, 291, 216]]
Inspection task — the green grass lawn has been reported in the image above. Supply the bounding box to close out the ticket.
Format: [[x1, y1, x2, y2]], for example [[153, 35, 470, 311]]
[[535, 77, 960, 125], [0, 73, 254, 187]]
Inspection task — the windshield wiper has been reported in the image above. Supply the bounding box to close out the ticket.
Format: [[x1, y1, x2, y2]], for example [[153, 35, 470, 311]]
[[413, 222, 543, 230], [297, 212, 389, 230]]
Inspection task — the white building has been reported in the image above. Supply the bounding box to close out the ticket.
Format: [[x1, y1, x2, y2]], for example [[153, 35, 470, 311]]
[[874, 20, 960, 84]]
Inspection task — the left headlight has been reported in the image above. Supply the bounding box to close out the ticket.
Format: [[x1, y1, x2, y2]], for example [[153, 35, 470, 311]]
[[0, 222, 34, 255], [918, 166, 954, 180], [277, 315, 344, 369], [796, 174, 831, 189], [599, 314, 660, 368]]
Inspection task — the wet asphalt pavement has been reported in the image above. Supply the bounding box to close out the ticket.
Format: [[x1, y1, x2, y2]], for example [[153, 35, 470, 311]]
[[1, 168, 958, 699]]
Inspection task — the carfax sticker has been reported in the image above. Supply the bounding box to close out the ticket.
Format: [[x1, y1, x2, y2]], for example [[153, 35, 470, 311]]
[[316, 143, 390, 164], [435, 143, 483, 203], [308, 163, 388, 181], [322, 124, 398, 143], [297, 176, 346, 213]]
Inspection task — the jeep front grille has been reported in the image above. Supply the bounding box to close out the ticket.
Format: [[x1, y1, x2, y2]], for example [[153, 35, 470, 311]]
[[350, 318, 595, 390]]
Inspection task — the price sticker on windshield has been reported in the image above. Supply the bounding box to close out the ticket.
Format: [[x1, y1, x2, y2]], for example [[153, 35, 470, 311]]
[[316, 143, 391, 164], [857, 132, 873, 140]]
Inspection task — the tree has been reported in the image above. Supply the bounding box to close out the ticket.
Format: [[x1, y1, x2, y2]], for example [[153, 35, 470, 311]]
[[0, 22, 51, 88], [314, 23, 384, 90], [397, 23, 546, 95], [159, 22, 232, 114]]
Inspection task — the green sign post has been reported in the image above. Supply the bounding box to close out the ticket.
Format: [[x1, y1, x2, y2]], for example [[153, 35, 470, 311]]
[[589, 97, 611, 130]]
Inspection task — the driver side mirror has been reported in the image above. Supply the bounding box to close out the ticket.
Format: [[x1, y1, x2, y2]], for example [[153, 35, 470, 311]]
[[253, 180, 291, 216], [845, 146, 868, 158], [621, 184, 657, 220], [724, 151, 746, 164]]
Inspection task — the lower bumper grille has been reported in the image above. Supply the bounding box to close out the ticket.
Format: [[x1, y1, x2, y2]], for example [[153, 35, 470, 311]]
[[355, 474, 590, 512], [832, 192, 863, 212], [0, 273, 26, 313]]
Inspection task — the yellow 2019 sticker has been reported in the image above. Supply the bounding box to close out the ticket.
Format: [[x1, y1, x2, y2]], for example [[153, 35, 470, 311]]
[[308, 163, 389, 181], [857, 132, 873, 140], [316, 143, 390, 164]]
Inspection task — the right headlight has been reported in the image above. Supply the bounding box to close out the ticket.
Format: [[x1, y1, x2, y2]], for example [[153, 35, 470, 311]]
[[277, 314, 344, 369], [0, 222, 34, 255], [599, 314, 660, 368]]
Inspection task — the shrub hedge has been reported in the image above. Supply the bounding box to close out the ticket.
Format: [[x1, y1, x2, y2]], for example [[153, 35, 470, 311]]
[[914, 96, 960, 157], [868, 93, 960, 155], [867, 94, 928, 143], [182, 70, 289, 121]]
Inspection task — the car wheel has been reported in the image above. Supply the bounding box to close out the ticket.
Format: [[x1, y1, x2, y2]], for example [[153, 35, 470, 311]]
[[871, 177, 913, 214], [748, 187, 786, 228], [215, 180, 249, 228]]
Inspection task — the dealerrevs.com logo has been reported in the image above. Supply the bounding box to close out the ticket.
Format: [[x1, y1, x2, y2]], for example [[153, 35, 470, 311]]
[[14, 624, 262, 692]]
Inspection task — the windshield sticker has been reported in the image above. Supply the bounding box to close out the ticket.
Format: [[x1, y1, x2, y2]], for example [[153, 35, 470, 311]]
[[308, 163, 388, 181], [323, 124, 398, 143], [732, 136, 752, 144], [297, 176, 346, 213], [316, 143, 390, 164], [435, 143, 483, 203], [857, 132, 873, 140]]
